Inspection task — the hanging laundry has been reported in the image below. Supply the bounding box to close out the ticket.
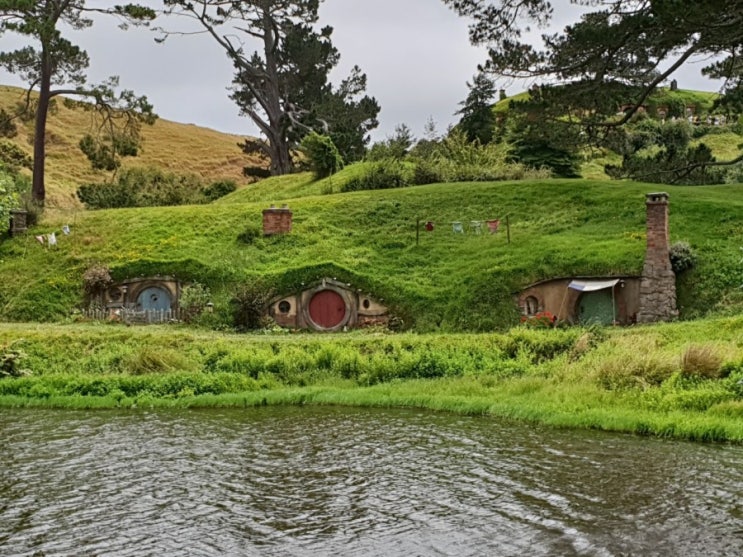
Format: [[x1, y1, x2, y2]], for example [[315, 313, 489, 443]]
[[425, 221, 434, 232], [470, 221, 483, 234], [487, 219, 500, 234], [47, 232, 57, 246], [35, 235, 45, 245], [452, 222, 464, 234], [62, 225, 70, 235]]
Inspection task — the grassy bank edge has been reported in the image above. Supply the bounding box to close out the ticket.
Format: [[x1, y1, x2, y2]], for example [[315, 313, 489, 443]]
[[2, 379, 741, 444]]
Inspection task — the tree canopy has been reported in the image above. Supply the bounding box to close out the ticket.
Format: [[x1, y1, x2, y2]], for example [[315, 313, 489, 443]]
[[162, 0, 379, 176], [456, 72, 497, 144], [443, 0, 743, 168], [0, 1, 157, 203]]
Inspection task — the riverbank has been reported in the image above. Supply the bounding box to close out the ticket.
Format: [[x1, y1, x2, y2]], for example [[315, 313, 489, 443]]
[[2, 319, 742, 442]]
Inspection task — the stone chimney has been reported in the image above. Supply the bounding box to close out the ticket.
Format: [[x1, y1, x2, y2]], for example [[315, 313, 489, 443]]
[[637, 193, 677, 323], [262, 204, 292, 236]]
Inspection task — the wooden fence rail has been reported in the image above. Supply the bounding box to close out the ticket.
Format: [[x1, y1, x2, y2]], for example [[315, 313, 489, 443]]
[[81, 307, 183, 324]]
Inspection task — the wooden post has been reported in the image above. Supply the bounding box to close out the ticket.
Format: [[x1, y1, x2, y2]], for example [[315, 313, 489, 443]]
[[506, 214, 511, 244], [416, 218, 420, 246]]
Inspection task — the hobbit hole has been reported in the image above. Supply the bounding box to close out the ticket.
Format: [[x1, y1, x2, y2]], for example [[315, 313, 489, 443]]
[[268, 278, 389, 331], [97, 277, 182, 322], [516, 193, 676, 326]]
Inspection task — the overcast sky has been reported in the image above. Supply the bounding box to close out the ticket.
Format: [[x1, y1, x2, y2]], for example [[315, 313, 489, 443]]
[[0, 0, 724, 143]]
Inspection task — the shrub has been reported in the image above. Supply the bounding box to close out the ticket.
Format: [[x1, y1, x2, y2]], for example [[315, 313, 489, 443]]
[[341, 160, 411, 192], [82, 264, 113, 305], [520, 311, 556, 329], [411, 160, 444, 185], [669, 241, 696, 274], [243, 166, 272, 180], [0, 341, 31, 378], [202, 179, 237, 201], [237, 225, 261, 245], [231, 279, 276, 331], [681, 344, 723, 379], [179, 283, 212, 323], [366, 124, 414, 161], [0, 140, 31, 171], [0, 169, 20, 231], [79, 134, 120, 171], [77, 166, 206, 209], [500, 327, 578, 363], [0, 108, 18, 138], [300, 132, 344, 178]]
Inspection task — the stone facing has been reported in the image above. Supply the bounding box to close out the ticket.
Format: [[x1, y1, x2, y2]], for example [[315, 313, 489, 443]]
[[637, 193, 678, 323]]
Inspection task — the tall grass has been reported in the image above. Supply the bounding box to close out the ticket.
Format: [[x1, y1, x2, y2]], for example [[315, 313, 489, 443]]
[[1, 319, 742, 442]]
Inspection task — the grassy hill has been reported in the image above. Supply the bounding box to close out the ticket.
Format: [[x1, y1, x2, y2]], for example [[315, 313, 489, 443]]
[[1, 82, 742, 331], [493, 86, 720, 115], [1, 171, 742, 330], [0, 85, 262, 208]]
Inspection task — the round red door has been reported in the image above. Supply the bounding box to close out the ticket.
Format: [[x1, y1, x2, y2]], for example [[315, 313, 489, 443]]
[[308, 290, 347, 329]]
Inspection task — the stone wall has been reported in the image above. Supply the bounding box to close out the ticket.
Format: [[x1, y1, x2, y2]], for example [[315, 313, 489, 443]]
[[637, 193, 678, 323]]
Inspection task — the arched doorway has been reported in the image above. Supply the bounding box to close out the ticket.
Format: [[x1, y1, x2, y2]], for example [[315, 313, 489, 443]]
[[137, 286, 172, 311], [308, 289, 347, 329], [578, 290, 615, 325]]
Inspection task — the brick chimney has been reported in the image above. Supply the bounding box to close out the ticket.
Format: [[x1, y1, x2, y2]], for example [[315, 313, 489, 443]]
[[262, 205, 292, 236], [637, 193, 677, 323]]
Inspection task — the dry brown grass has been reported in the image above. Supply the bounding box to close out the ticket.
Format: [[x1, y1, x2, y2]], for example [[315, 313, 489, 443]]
[[681, 343, 724, 379], [0, 84, 265, 209]]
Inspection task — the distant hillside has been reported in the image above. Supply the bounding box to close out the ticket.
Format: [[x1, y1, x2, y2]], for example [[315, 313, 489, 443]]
[[493, 86, 720, 115], [0, 85, 264, 208]]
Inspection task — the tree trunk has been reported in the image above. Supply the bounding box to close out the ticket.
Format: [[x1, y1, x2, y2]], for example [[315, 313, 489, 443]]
[[265, 126, 292, 175], [262, 7, 293, 176], [31, 50, 52, 205]]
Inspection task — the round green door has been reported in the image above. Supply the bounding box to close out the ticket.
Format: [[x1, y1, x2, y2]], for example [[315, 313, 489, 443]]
[[578, 290, 615, 325]]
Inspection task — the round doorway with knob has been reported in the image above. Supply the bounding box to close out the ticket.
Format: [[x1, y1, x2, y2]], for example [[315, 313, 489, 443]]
[[308, 289, 348, 330]]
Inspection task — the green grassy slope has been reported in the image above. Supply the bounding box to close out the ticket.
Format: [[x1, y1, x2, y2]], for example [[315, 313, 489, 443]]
[[493, 87, 720, 114], [2, 175, 742, 330]]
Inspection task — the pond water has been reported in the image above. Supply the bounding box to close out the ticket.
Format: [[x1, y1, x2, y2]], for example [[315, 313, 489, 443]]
[[1, 406, 742, 556]]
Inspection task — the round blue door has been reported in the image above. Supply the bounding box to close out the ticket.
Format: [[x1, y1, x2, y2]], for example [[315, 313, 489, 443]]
[[137, 287, 172, 311]]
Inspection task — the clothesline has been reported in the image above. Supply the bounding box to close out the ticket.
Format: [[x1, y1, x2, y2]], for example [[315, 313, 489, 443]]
[[415, 215, 512, 245], [35, 224, 71, 247]]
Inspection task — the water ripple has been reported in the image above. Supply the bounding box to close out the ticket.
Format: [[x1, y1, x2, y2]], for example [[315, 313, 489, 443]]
[[1, 407, 741, 556]]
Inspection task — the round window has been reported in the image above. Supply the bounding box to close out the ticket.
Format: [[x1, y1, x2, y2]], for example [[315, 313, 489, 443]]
[[362, 299, 371, 310], [278, 300, 291, 314]]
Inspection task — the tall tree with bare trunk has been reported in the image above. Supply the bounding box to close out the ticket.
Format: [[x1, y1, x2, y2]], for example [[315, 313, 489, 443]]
[[0, 1, 157, 204], [162, 0, 378, 176]]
